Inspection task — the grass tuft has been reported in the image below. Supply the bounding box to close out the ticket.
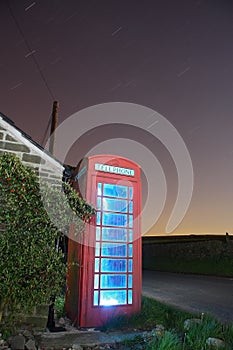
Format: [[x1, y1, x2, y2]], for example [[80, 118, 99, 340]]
[[102, 296, 193, 332], [147, 331, 182, 350]]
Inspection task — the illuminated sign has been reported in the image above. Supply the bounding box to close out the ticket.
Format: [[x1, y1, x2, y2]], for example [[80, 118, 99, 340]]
[[95, 163, 135, 177]]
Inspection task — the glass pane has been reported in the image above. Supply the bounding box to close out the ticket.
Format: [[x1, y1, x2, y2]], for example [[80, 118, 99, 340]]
[[95, 258, 100, 272], [96, 227, 101, 241], [97, 197, 102, 210], [103, 198, 128, 212], [101, 259, 127, 272], [128, 274, 132, 288], [103, 184, 128, 198], [128, 244, 133, 257], [102, 228, 127, 242], [129, 187, 133, 199], [94, 274, 99, 289], [96, 212, 101, 225], [97, 183, 102, 196], [102, 213, 128, 227], [128, 259, 132, 272], [100, 290, 127, 306], [94, 291, 99, 306], [102, 243, 127, 257], [129, 201, 133, 213], [100, 274, 126, 289], [128, 290, 132, 304], [129, 215, 133, 228], [128, 230, 133, 242], [95, 242, 100, 256]]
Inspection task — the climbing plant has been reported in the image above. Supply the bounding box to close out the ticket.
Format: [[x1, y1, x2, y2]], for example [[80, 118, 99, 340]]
[[0, 153, 95, 322]]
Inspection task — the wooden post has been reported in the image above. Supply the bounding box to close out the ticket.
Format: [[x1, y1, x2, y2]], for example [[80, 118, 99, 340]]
[[49, 101, 59, 155], [47, 101, 61, 332]]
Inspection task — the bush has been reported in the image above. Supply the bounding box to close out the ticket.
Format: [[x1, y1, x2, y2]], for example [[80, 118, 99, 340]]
[[54, 295, 66, 319]]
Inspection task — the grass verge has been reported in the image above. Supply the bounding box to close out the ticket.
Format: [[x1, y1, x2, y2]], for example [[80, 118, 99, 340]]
[[103, 297, 233, 350]]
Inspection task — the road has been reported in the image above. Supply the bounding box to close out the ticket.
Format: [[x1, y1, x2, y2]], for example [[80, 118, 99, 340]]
[[142, 270, 233, 323]]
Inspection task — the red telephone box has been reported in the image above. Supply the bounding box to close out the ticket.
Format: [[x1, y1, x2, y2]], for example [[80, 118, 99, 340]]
[[66, 155, 142, 328]]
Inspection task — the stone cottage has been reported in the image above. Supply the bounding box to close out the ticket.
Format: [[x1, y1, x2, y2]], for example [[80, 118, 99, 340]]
[[0, 111, 66, 182]]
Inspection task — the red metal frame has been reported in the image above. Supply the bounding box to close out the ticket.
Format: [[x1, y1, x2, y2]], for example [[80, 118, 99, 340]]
[[66, 155, 142, 328]]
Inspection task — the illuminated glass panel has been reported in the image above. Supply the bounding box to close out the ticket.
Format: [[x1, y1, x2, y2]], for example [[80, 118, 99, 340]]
[[97, 197, 102, 210], [128, 259, 132, 272], [129, 187, 133, 199], [96, 227, 101, 241], [101, 259, 127, 272], [129, 215, 133, 228], [103, 198, 128, 212], [94, 274, 99, 289], [95, 242, 100, 256], [103, 184, 128, 198], [129, 201, 133, 213], [100, 274, 127, 289], [97, 183, 102, 195], [101, 243, 127, 257], [128, 244, 133, 257], [129, 230, 133, 242], [94, 291, 99, 306], [128, 290, 132, 304], [95, 258, 100, 272], [102, 228, 127, 242], [96, 212, 101, 225], [128, 274, 132, 288], [102, 213, 127, 227], [100, 290, 127, 306]]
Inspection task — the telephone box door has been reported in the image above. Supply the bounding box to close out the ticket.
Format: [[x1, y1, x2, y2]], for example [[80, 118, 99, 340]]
[[79, 174, 141, 327]]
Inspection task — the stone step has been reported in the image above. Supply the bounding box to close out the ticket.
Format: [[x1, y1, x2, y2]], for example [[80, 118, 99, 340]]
[[38, 330, 144, 349]]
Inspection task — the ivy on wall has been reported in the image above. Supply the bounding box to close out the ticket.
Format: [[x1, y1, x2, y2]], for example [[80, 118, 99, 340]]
[[0, 153, 95, 322]]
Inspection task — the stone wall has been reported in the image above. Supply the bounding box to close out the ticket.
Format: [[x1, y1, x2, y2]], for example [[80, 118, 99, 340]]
[[0, 114, 64, 184]]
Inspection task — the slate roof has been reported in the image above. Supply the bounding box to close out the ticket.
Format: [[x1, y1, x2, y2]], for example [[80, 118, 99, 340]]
[[0, 111, 63, 165]]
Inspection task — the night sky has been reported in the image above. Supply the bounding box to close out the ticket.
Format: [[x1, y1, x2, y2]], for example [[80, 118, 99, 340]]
[[1, 0, 233, 235]]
